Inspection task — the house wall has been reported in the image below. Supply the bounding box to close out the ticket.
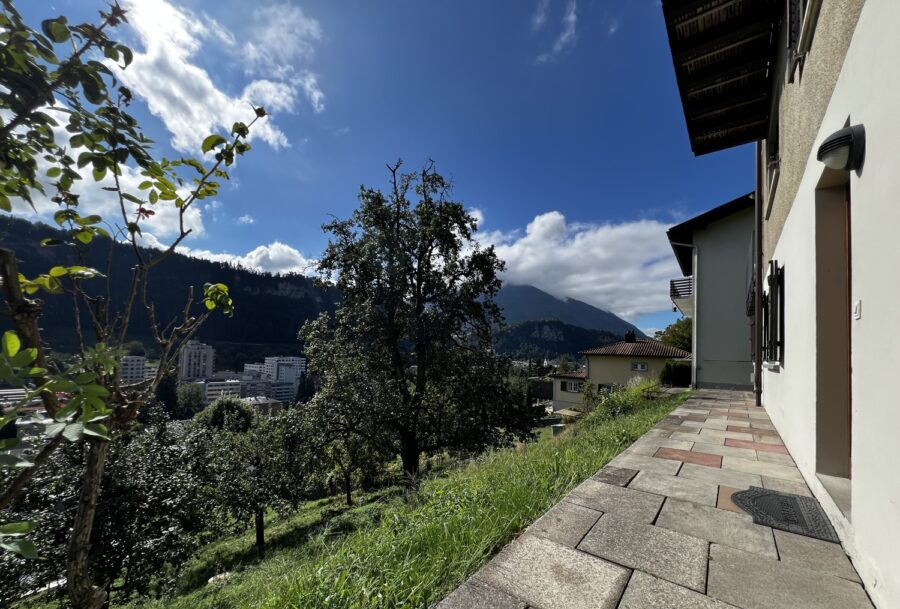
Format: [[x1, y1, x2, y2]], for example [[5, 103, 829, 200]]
[[586, 355, 665, 387], [551, 378, 583, 411], [693, 207, 754, 389], [760, 0, 865, 262], [761, 1, 900, 606]]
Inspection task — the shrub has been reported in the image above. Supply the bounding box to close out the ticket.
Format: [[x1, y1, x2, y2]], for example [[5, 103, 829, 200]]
[[660, 361, 691, 387]]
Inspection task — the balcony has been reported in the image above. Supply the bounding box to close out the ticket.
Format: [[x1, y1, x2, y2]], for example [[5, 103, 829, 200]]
[[670, 276, 693, 316]]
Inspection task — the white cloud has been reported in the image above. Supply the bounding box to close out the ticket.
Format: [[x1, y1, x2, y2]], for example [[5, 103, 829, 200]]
[[531, 0, 550, 30], [116, 0, 324, 153], [536, 0, 578, 64], [237, 214, 255, 225], [478, 210, 679, 320], [185, 241, 317, 275], [608, 18, 621, 36]]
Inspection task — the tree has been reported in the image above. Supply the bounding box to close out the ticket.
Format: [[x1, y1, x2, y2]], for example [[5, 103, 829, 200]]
[[174, 382, 207, 420], [654, 317, 692, 352], [0, 3, 264, 606], [301, 160, 536, 481]]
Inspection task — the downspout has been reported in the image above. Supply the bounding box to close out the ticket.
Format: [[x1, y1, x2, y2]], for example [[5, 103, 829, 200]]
[[754, 142, 764, 406]]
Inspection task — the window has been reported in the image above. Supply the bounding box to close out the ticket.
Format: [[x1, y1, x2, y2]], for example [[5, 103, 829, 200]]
[[561, 380, 583, 393], [631, 362, 648, 372], [762, 260, 786, 363]]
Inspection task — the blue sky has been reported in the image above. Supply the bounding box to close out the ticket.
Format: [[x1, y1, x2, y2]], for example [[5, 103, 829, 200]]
[[25, 0, 753, 333]]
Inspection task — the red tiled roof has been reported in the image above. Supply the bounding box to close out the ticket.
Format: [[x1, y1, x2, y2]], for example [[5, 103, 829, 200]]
[[580, 339, 689, 359], [549, 370, 587, 379]]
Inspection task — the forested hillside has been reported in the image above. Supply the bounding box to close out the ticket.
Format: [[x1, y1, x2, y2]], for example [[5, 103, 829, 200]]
[[494, 319, 622, 360]]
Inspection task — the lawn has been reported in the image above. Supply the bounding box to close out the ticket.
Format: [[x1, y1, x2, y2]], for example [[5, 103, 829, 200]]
[[101, 386, 688, 609]]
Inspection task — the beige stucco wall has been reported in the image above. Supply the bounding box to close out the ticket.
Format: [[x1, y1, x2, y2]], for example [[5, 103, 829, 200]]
[[760, 0, 865, 263], [586, 355, 666, 387], [761, 1, 900, 606], [551, 378, 583, 411]]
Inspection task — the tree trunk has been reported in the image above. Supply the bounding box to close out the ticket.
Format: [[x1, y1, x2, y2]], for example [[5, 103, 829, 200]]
[[399, 431, 420, 482], [342, 469, 353, 506], [255, 509, 265, 556], [67, 439, 110, 609]]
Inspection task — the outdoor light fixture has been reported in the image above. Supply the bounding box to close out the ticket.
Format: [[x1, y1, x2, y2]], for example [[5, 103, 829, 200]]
[[817, 124, 866, 172]]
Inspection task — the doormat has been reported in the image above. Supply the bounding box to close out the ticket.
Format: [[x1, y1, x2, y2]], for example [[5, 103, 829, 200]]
[[732, 486, 840, 543]]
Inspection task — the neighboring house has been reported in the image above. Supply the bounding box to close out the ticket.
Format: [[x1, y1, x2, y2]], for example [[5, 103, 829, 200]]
[[667, 194, 755, 389], [549, 332, 689, 411], [661, 1, 899, 606], [582, 332, 689, 387]]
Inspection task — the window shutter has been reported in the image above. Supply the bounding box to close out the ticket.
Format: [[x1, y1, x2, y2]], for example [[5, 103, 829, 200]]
[[788, 0, 803, 49]]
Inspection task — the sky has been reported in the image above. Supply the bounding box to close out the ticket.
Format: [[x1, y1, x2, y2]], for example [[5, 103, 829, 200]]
[[20, 0, 754, 334]]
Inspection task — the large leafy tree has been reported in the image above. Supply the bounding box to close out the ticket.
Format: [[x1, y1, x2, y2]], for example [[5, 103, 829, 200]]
[[654, 317, 692, 352], [302, 160, 535, 480], [0, 3, 264, 606]]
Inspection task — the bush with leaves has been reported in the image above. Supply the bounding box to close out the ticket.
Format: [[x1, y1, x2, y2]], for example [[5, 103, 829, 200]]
[[0, 2, 267, 606]]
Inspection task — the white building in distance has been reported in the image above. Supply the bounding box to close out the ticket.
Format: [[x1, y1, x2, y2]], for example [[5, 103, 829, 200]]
[[179, 340, 215, 380], [119, 355, 147, 384]]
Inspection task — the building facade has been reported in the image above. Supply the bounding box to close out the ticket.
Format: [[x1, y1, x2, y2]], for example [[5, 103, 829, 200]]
[[662, 1, 899, 605], [118, 355, 147, 384], [178, 340, 215, 380], [667, 195, 755, 389]]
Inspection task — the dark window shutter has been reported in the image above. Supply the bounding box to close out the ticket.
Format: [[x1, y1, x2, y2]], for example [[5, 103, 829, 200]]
[[788, 0, 803, 49]]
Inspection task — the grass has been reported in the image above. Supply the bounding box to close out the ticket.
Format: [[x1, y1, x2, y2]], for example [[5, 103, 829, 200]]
[[114, 386, 689, 609]]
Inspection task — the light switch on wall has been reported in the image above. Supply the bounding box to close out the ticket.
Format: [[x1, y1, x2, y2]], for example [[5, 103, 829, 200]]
[[853, 299, 862, 320]]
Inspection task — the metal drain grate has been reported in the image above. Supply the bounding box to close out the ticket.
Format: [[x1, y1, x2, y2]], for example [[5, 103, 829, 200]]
[[732, 486, 840, 543]]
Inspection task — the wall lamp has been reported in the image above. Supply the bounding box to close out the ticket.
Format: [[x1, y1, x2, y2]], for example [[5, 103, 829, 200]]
[[817, 124, 865, 172]]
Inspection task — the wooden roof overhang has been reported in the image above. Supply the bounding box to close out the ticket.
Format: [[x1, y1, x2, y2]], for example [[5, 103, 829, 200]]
[[662, 0, 783, 155]]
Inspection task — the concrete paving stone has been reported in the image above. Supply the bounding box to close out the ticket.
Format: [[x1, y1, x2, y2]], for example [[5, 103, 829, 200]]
[[679, 420, 707, 429], [678, 462, 762, 489], [566, 478, 663, 523], [671, 431, 709, 443], [755, 451, 796, 466], [674, 408, 711, 415], [644, 428, 672, 438], [654, 447, 722, 468], [699, 419, 747, 430], [753, 435, 785, 445], [747, 412, 770, 419], [729, 425, 779, 437], [699, 429, 755, 443], [627, 437, 695, 456], [578, 514, 708, 592], [773, 529, 861, 583], [724, 412, 750, 419], [619, 570, 740, 609], [656, 498, 777, 559], [526, 500, 601, 548], [436, 578, 527, 609], [690, 441, 758, 460], [659, 425, 699, 435], [628, 471, 719, 506], [760, 476, 812, 496], [707, 544, 873, 609], [476, 534, 631, 609], [749, 421, 776, 430], [609, 452, 683, 476], [724, 438, 789, 455], [591, 465, 639, 486], [717, 486, 745, 515], [720, 456, 804, 482]]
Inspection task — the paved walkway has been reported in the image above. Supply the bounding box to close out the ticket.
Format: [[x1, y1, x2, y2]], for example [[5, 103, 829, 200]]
[[436, 389, 874, 609]]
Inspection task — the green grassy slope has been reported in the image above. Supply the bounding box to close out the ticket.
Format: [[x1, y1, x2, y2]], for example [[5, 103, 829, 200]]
[[109, 387, 689, 609]]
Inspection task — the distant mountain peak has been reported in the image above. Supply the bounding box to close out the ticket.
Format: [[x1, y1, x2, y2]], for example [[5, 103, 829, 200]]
[[496, 284, 645, 338]]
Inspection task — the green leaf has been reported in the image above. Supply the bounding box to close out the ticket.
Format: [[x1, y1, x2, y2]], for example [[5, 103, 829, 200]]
[[46, 167, 62, 178], [40, 238, 63, 246], [0, 454, 32, 468], [0, 438, 21, 451], [1, 538, 40, 559], [0, 194, 10, 213], [83, 423, 109, 440], [2, 331, 20, 357], [62, 422, 84, 443], [44, 422, 66, 438], [49, 266, 68, 277], [75, 229, 94, 244], [92, 165, 107, 182], [0, 521, 34, 536], [41, 18, 69, 43], [201, 134, 228, 153]]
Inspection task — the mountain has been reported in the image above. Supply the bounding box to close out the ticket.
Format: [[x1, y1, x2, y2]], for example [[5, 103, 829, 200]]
[[0, 217, 339, 367], [493, 320, 621, 360], [496, 284, 644, 337]]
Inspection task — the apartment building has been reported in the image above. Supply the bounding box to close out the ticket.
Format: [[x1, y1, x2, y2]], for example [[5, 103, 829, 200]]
[[178, 339, 215, 380]]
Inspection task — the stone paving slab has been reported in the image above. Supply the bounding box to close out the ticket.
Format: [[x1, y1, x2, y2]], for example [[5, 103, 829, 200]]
[[608, 452, 682, 475], [655, 447, 722, 468], [628, 471, 719, 506], [760, 475, 812, 496], [525, 499, 601, 548], [656, 498, 777, 559], [566, 478, 663, 523], [619, 571, 740, 609], [677, 462, 763, 490], [435, 578, 527, 609], [476, 534, 631, 609], [707, 544, 873, 609], [690, 441, 758, 460], [579, 514, 708, 592], [773, 529, 861, 582], [590, 465, 638, 487], [720, 456, 804, 482], [755, 451, 795, 466]]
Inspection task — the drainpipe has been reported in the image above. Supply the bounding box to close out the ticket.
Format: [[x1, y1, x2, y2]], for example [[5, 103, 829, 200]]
[[754, 142, 764, 406]]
